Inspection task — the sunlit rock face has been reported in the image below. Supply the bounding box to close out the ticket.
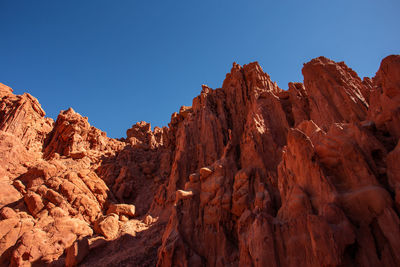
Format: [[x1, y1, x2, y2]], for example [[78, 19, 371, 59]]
[[0, 55, 399, 267]]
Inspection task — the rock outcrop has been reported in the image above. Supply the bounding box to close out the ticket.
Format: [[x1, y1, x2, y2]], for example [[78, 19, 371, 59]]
[[0, 55, 399, 266]]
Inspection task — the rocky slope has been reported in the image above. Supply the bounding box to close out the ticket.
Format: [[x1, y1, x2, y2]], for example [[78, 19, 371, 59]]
[[0, 55, 399, 267]]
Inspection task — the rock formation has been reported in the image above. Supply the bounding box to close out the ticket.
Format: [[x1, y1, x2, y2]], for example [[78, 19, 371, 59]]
[[0, 55, 399, 266]]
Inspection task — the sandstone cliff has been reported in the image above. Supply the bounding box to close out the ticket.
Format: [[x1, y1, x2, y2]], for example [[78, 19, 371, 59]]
[[0, 55, 399, 267]]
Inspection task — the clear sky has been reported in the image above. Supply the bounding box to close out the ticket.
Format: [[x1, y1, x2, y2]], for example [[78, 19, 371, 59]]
[[1, 1, 399, 138]]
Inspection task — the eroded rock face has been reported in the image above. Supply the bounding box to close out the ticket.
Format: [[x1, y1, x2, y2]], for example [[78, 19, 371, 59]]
[[302, 57, 369, 131], [44, 107, 123, 159], [368, 55, 400, 139], [0, 83, 53, 152], [156, 55, 400, 267], [0, 55, 399, 266]]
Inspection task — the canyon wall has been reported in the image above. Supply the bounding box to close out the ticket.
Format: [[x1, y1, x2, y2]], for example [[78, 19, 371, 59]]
[[0, 55, 399, 266]]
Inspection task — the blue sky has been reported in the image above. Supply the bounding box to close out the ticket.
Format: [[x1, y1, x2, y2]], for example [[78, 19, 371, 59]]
[[1, 1, 399, 138]]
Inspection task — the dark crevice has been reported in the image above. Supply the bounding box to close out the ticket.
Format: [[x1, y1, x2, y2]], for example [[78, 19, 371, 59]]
[[279, 96, 295, 128]]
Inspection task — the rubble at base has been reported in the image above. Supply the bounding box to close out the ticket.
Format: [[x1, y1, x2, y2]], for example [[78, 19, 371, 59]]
[[0, 55, 400, 266]]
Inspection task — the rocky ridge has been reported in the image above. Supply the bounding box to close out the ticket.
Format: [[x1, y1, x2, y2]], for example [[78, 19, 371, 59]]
[[0, 55, 399, 266]]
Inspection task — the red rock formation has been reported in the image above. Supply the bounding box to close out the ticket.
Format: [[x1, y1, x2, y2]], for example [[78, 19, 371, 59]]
[[368, 55, 400, 139], [302, 57, 369, 131], [0, 55, 399, 266], [0, 83, 53, 152]]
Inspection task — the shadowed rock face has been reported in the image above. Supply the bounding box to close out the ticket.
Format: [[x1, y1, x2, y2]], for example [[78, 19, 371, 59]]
[[0, 55, 399, 267]]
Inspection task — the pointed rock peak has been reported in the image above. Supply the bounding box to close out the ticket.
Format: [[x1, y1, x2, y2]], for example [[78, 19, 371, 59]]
[[231, 62, 242, 70], [303, 56, 361, 82], [59, 107, 85, 120], [0, 83, 13, 97], [228, 61, 266, 81], [378, 54, 400, 71], [303, 56, 337, 67], [125, 120, 164, 147], [303, 56, 364, 85], [136, 121, 151, 130], [375, 54, 400, 97], [65, 107, 76, 114], [55, 108, 91, 128], [201, 84, 211, 94], [302, 56, 369, 131], [126, 121, 152, 139], [243, 61, 263, 72], [179, 105, 192, 118], [2, 55, 400, 266], [242, 61, 273, 84]]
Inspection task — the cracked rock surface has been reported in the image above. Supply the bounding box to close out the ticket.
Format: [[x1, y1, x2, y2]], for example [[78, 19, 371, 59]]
[[0, 55, 400, 266]]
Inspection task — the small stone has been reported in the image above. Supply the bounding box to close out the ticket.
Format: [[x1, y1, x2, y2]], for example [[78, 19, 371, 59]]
[[24, 191, 44, 216], [175, 190, 194, 203], [107, 204, 136, 217], [143, 215, 157, 225], [94, 214, 119, 239], [199, 167, 213, 179]]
